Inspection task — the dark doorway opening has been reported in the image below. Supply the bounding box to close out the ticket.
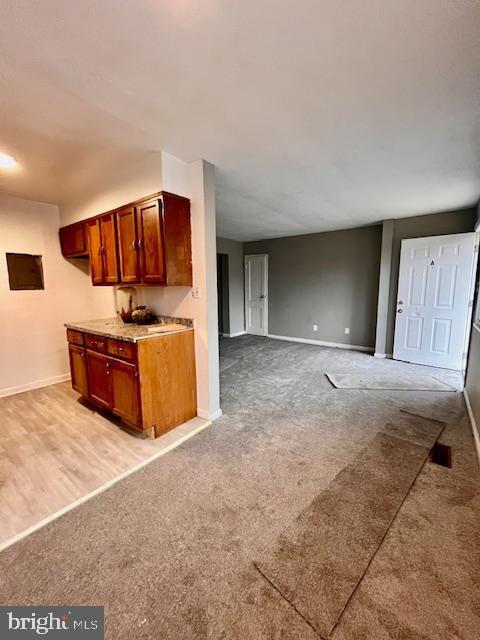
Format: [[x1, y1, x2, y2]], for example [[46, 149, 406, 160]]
[[217, 253, 229, 335]]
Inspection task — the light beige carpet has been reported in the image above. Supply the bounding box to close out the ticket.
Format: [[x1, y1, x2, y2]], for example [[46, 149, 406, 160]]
[[255, 411, 445, 638], [326, 372, 456, 392]]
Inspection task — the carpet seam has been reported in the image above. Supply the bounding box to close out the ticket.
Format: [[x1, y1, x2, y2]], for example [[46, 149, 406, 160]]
[[254, 413, 447, 639], [399, 408, 447, 425], [253, 561, 325, 639], [328, 422, 447, 637]]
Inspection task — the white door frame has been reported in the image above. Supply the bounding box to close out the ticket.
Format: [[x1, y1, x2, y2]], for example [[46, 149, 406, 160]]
[[244, 254, 268, 336], [462, 233, 479, 374], [393, 232, 478, 371]]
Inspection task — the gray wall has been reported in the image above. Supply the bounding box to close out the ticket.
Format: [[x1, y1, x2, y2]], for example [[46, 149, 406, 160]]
[[245, 225, 382, 348], [465, 327, 480, 433], [385, 208, 477, 354], [216, 237, 245, 336]]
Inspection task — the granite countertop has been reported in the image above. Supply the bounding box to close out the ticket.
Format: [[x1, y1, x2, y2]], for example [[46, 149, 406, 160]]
[[65, 316, 193, 343]]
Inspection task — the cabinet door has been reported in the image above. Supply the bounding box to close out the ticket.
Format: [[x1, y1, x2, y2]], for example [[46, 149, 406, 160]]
[[100, 213, 119, 284], [86, 219, 104, 284], [68, 344, 88, 396], [117, 206, 140, 283], [110, 359, 140, 425], [163, 192, 193, 286], [137, 198, 166, 284], [86, 350, 112, 409], [59, 223, 87, 257]]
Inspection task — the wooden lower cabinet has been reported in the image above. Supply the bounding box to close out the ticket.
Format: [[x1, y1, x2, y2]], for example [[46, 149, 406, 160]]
[[68, 344, 88, 396], [110, 358, 140, 425], [67, 329, 196, 437], [86, 350, 112, 410]]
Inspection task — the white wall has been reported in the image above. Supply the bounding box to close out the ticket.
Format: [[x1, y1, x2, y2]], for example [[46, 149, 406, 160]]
[[0, 194, 114, 396], [216, 237, 245, 336], [60, 151, 164, 225], [59, 151, 221, 420]]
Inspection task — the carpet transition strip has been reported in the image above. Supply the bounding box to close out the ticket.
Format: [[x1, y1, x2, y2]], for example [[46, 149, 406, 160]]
[[255, 411, 445, 639]]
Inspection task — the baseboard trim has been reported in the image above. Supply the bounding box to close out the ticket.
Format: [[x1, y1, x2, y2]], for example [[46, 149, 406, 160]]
[[197, 408, 223, 421], [463, 388, 480, 468], [267, 334, 374, 353], [0, 373, 71, 399], [222, 331, 246, 338], [374, 352, 386, 358]]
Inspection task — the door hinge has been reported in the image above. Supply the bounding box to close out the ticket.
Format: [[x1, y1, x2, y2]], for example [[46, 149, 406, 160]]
[[475, 244, 479, 253], [469, 300, 474, 308]]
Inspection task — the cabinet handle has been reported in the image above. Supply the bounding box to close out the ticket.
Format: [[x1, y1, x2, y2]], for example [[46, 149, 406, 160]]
[[138, 238, 142, 250]]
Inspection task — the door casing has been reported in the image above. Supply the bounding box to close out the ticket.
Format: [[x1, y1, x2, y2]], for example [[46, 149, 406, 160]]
[[244, 254, 268, 336], [393, 232, 478, 370]]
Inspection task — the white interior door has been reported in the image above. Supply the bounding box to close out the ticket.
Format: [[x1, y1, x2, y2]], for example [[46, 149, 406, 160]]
[[244, 254, 268, 336], [393, 233, 477, 370]]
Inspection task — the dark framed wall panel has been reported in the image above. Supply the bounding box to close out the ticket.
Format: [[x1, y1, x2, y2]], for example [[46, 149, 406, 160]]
[[6, 253, 44, 290]]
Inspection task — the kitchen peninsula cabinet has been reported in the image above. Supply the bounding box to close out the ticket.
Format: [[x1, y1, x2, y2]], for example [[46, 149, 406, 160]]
[[68, 341, 88, 396], [65, 318, 197, 438]]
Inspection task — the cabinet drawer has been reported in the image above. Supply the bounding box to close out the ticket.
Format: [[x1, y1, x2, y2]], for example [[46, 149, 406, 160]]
[[85, 333, 108, 353], [66, 329, 85, 346], [106, 339, 136, 361]]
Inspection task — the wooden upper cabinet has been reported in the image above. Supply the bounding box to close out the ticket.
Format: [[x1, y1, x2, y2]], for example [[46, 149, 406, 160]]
[[59, 222, 88, 258], [86, 218, 104, 284], [65, 191, 192, 287], [86, 214, 119, 285], [100, 213, 119, 284], [163, 192, 193, 286], [117, 206, 140, 283], [137, 198, 166, 285]]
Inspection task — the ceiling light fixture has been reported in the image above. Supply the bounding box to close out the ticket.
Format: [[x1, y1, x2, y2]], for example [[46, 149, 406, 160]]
[[0, 152, 17, 169]]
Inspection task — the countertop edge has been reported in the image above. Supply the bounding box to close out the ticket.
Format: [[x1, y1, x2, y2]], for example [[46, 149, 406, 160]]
[[64, 323, 193, 343]]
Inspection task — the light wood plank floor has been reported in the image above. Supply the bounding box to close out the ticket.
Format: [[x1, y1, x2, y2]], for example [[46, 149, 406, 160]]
[[0, 382, 208, 546]]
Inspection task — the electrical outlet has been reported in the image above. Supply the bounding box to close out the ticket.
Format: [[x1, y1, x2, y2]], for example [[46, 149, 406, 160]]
[[344, 327, 350, 335], [192, 286, 201, 299], [313, 324, 318, 332]]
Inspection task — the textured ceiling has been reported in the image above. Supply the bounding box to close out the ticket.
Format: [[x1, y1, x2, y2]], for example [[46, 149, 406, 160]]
[[0, 0, 479, 240]]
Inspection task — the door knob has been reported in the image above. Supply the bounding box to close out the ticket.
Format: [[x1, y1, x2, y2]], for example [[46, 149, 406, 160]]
[[259, 294, 266, 299], [397, 309, 403, 313]]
